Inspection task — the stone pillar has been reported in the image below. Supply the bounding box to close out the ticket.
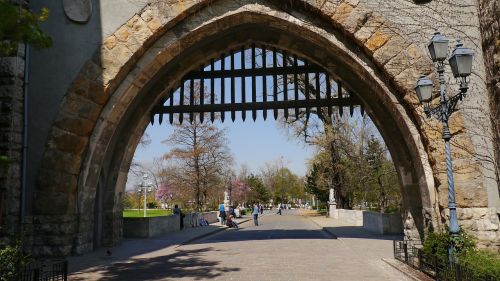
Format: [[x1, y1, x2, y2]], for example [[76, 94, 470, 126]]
[[0, 45, 26, 243]]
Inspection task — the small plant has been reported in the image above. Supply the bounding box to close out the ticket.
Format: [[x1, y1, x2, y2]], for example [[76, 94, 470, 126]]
[[460, 249, 500, 280], [0, 238, 32, 281], [422, 228, 500, 280], [422, 228, 475, 261]]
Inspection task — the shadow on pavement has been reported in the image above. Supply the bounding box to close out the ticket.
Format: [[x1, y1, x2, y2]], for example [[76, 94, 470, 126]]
[[71, 247, 240, 281], [324, 226, 403, 241], [190, 228, 333, 244]]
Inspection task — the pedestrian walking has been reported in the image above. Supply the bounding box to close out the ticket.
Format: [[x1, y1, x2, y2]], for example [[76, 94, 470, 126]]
[[276, 203, 282, 215], [259, 204, 264, 215], [252, 203, 259, 226], [173, 204, 184, 229], [219, 203, 226, 225]]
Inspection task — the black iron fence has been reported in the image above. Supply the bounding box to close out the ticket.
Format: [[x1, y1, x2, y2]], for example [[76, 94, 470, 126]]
[[17, 260, 67, 281], [393, 240, 497, 281]]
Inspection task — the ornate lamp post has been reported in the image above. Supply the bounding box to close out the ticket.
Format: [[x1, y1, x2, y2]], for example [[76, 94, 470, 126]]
[[138, 173, 153, 217], [415, 32, 474, 259]]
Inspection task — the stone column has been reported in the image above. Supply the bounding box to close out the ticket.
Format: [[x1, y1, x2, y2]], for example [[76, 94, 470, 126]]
[[0, 45, 26, 242]]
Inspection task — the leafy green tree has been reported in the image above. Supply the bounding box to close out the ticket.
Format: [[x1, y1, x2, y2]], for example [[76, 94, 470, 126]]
[[304, 162, 329, 203], [0, 0, 52, 56], [365, 137, 400, 213], [246, 174, 270, 204], [0, 238, 31, 281]]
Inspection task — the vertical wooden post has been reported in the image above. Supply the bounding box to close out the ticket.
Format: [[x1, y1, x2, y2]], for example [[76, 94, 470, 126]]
[[241, 46, 246, 121], [231, 50, 236, 122], [273, 48, 278, 120], [252, 44, 257, 121], [220, 53, 225, 123], [315, 72, 321, 118], [326, 74, 332, 117], [189, 78, 194, 123], [283, 50, 288, 120], [294, 55, 299, 119], [304, 60, 310, 120], [210, 59, 215, 123], [262, 46, 267, 120], [200, 65, 205, 123], [169, 89, 174, 124]]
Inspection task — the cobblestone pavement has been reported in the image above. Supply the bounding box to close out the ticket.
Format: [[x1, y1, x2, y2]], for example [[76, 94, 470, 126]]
[[70, 210, 411, 280]]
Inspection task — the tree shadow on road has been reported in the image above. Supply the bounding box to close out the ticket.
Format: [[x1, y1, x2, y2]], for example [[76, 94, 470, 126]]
[[323, 226, 403, 241], [70, 247, 240, 281]]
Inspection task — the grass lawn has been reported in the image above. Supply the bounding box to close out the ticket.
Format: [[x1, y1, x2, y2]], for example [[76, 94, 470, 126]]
[[123, 209, 172, 218]]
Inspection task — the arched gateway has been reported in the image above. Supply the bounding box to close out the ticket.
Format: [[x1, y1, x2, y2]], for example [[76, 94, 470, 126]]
[[28, 0, 498, 256]]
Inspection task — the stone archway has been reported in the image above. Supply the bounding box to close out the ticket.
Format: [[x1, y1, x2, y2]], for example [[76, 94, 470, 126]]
[[32, 0, 495, 256]]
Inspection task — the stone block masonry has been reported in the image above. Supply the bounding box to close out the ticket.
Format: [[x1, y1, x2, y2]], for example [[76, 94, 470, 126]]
[[0, 46, 25, 243]]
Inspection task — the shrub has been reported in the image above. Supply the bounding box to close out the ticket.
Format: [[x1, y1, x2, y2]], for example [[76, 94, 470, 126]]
[[0, 239, 31, 281], [460, 249, 500, 280], [422, 228, 475, 261], [423, 228, 499, 279]]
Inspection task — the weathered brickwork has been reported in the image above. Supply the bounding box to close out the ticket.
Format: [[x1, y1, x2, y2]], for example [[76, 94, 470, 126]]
[[0, 48, 25, 242], [3, 0, 494, 256]]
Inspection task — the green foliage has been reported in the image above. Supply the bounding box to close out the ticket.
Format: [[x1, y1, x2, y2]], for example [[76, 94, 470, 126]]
[[246, 174, 270, 203], [123, 209, 172, 218], [304, 162, 329, 203], [422, 228, 476, 261], [0, 238, 31, 281], [0, 155, 10, 170], [423, 229, 500, 279], [0, 0, 52, 56], [460, 249, 500, 280]]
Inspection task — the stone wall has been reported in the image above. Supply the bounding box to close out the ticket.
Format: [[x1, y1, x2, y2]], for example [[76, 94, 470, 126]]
[[478, 0, 500, 202], [17, 0, 500, 256], [123, 211, 219, 238], [0, 45, 25, 243]]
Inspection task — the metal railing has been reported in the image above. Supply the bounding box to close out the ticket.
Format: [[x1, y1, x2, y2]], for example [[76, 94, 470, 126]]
[[18, 260, 68, 281], [394, 240, 496, 281]]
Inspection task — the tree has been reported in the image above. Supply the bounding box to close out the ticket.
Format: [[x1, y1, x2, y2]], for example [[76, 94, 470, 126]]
[[246, 174, 270, 204], [163, 83, 233, 211], [305, 162, 329, 203], [0, 1, 52, 56]]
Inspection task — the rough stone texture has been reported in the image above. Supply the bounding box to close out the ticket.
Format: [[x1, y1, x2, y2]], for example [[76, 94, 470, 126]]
[[0, 48, 25, 243], [13, 0, 498, 256], [478, 0, 500, 213]]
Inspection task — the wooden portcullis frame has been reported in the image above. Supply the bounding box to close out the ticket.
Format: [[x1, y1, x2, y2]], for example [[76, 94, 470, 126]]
[[150, 44, 363, 125]]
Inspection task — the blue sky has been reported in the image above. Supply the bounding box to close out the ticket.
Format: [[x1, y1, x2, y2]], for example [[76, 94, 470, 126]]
[[133, 113, 315, 178]]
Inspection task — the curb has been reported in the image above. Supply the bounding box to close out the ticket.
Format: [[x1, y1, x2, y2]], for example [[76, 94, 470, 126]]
[[305, 216, 338, 239], [381, 258, 433, 281], [177, 217, 253, 247]]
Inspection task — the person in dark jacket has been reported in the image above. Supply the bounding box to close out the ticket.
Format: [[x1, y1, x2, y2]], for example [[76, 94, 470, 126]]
[[173, 204, 184, 229]]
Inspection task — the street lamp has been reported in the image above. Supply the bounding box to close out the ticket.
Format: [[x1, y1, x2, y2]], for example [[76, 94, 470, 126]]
[[138, 173, 153, 217], [415, 32, 474, 260]]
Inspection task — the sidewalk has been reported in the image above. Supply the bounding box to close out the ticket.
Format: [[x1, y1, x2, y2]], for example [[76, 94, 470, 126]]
[[302, 211, 424, 280], [69, 216, 251, 279]]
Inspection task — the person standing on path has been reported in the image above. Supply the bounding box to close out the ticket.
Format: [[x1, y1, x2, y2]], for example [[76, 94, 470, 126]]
[[276, 203, 282, 215], [252, 204, 259, 226], [219, 203, 226, 225], [259, 204, 263, 215], [173, 204, 184, 229]]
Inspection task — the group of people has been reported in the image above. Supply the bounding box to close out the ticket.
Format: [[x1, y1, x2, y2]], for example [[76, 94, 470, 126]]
[[219, 204, 239, 228]]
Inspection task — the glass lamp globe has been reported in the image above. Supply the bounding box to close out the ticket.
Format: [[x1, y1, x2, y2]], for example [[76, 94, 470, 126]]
[[428, 32, 449, 62], [415, 75, 434, 103], [449, 41, 473, 78]]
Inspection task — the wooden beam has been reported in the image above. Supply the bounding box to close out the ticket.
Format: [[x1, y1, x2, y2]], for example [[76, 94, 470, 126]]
[[154, 98, 361, 114]]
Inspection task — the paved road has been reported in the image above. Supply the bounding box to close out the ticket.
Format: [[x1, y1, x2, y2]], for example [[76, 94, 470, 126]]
[[76, 211, 411, 281]]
